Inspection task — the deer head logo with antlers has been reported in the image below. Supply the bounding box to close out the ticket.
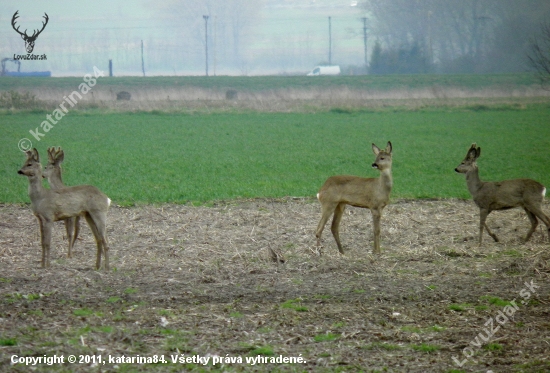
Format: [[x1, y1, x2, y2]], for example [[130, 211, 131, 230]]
[[11, 11, 49, 54]]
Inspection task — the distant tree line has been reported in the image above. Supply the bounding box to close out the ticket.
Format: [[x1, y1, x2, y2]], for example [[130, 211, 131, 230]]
[[369, 41, 432, 74], [529, 23, 550, 87], [363, 0, 550, 74]]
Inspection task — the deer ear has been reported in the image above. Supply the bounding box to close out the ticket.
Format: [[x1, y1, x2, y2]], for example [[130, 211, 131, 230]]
[[372, 143, 381, 155], [32, 148, 40, 162], [47, 147, 55, 163], [385, 141, 392, 154], [466, 143, 477, 158], [476, 147, 481, 158], [56, 149, 64, 164]]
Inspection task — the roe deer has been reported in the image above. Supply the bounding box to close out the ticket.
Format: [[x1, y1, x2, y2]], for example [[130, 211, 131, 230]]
[[43, 147, 80, 258], [18, 149, 111, 269], [316, 141, 393, 254], [455, 143, 550, 244]]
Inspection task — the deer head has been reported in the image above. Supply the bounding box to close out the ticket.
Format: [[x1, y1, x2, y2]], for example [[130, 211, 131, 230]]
[[371, 142, 392, 171], [43, 147, 64, 181], [12, 11, 49, 54], [17, 148, 41, 177], [455, 143, 480, 174]]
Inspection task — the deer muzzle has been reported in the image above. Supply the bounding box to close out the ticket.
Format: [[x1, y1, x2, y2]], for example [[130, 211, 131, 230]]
[[372, 163, 378, 169]]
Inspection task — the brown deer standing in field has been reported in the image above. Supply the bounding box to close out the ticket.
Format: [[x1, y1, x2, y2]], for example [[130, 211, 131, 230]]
[[316, 141, 393, 254], [43, 147, 80, 258], [18, 149, 111, 269], [455, 143, 550, 245]]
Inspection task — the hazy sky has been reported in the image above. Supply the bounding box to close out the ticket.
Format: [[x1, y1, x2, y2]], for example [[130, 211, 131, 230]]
[[7, 0, 541, 76], [0, 0, 365, 76]]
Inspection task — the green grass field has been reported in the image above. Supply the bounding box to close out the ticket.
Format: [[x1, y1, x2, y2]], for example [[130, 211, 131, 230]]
[[0, 73, 540, 92], [3, 104, 550, 205]]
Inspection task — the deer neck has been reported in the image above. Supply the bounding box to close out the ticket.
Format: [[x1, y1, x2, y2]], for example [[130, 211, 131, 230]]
[[465, 164, 483, 195], [378, 168, 393, 193], [27, 172, 47, 203], [48, 170, 65, 190]]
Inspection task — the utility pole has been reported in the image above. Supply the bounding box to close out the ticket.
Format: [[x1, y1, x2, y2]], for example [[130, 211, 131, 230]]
[[203, 15, 209, 76], [362, 17, 368, 68], [428, 11, 433, 66], [141, 40, 145, 77], [328, 16, 332, 65], [213, 16, 217, 76]]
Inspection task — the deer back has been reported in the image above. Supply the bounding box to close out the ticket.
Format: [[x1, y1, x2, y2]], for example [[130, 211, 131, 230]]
[[474, 178, 545, 210], [32, 185, 110, 221]]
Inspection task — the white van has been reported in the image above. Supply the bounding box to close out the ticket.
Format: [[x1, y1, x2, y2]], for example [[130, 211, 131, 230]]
[[307, 65, 341, 76]]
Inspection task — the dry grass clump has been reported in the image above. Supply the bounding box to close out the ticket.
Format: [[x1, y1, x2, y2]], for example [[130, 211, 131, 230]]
[[5, 85, 550, 113], [0, 90, 41, 109]]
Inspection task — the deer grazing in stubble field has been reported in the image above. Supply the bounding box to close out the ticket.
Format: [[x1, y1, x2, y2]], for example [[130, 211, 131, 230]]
[[18, 149, 111, 269], [42, 147, 81, 258], [455, 143, 550, 245], [316, 141, 393, 254]]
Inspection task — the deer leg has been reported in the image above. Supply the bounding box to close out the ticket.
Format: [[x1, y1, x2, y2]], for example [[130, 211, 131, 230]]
[[479, 209, 498, 244], [89, 211, 109, 271], [371, 208, 382, 254], [524, 203, 550, 241], [523, 208, 538, 242], [97, 219, 109, 271], [65, 217, 75, 258], [330, 203, 346, 254], [84, 214, 103, 270], [316, 202, 337, 248], [484, 223, 499, 242], [38, 216, 53, 268], [37, 216, 46, 267], [74, 215, 81, 249]]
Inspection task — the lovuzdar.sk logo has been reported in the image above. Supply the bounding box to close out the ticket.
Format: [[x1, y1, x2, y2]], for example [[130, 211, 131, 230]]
[[11, 10, 48, 54]]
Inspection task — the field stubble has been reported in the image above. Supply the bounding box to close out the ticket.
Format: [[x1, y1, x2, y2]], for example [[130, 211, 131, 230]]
[[8, 84, 550, 113], [1, 198, 550, 372]]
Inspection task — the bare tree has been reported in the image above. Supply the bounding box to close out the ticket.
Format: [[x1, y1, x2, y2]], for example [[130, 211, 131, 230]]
[[363, 1, 481, 67], [362, 0, 539, 73], [529, 23, 550, 87]]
